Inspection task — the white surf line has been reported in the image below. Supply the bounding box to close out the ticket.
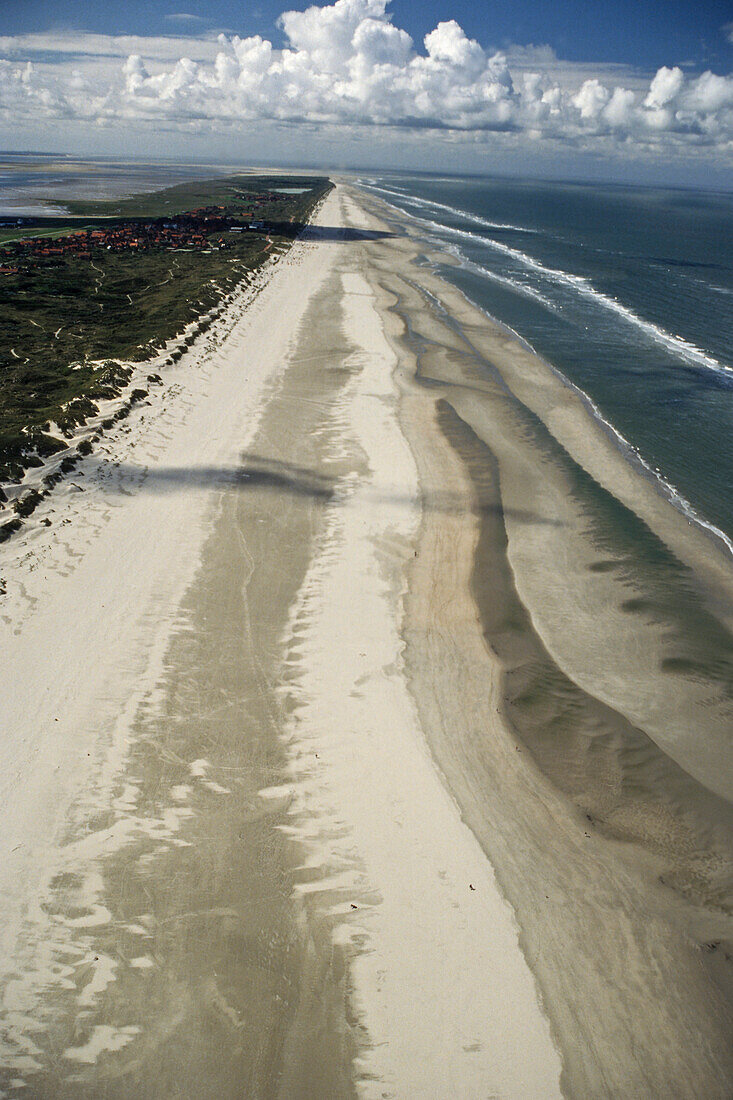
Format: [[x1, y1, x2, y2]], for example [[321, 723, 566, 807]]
[[357, 185, 733, 569], [420, 215, 731, 377], [361, 180, 539, 234], [362, 186, 731, 379], [274, 268, 563, 1098]]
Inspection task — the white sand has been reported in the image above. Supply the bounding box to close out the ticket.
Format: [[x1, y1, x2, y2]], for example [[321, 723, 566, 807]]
[[0, 185, 565, 1094], [0, 193, 341, 991], [5, 176, 732, 1100], [274, 265, 562, 1097]]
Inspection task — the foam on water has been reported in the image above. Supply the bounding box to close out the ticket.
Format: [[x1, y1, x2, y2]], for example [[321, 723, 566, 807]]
[[406, 212, 732, 379], [458, 289, 733, 559], [363, 181, 538, 235], [369, 181, 733, 559], [443, 244, 559, 312]]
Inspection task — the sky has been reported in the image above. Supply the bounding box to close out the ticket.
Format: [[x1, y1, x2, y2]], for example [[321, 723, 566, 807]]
[[0, 0, 731, 186]]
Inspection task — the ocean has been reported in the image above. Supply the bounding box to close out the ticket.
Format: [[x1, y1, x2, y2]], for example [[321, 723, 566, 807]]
[[359, 173, 733, 554]]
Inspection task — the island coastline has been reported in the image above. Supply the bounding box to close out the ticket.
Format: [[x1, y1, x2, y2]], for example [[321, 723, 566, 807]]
[[0, 180, 731, 1097]]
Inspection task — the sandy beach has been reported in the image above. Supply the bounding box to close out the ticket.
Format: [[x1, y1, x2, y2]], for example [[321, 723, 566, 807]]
[[1, 181, 732, 1098]]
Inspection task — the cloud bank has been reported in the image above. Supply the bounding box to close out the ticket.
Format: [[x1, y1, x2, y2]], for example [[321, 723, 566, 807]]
[[0, 0, 731, 162]]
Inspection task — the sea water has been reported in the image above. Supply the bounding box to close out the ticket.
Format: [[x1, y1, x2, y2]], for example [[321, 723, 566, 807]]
[[359, 173, 733, 552]]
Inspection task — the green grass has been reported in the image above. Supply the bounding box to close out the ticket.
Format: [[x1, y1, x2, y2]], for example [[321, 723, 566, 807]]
[[63, 174, 326, 219], [0, 174, 332, 480], [0, 225, 88, 245]]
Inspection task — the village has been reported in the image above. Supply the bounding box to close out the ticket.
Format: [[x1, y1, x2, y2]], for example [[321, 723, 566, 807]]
[[0, 201, 271, 275]]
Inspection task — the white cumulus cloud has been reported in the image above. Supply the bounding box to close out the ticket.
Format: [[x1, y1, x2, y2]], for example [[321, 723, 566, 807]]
[[0, 0, 731, 164], [645, 65, 684, 108]]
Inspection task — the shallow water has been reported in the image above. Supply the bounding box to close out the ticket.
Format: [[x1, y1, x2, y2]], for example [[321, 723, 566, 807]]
[[359, 173, 733, 550], [0, 155, 225, 217]]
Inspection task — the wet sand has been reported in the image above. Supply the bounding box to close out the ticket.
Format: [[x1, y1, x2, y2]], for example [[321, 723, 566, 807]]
[[351, 184, 733, 1095], [1, 182, 732, 1097]]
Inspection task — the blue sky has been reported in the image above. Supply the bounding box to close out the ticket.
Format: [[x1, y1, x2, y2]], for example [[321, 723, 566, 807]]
[[3, 0, 731, 72], [0, 0, 731, 184]]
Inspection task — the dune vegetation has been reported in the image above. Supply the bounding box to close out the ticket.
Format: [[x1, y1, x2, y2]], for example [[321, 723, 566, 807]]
[[0, 174, 331, 480]]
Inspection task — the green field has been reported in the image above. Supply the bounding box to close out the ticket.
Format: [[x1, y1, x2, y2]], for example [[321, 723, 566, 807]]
[[0, 226, 88, 244], [63, 175, 324, 219], [0, 174, 331, 481]]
